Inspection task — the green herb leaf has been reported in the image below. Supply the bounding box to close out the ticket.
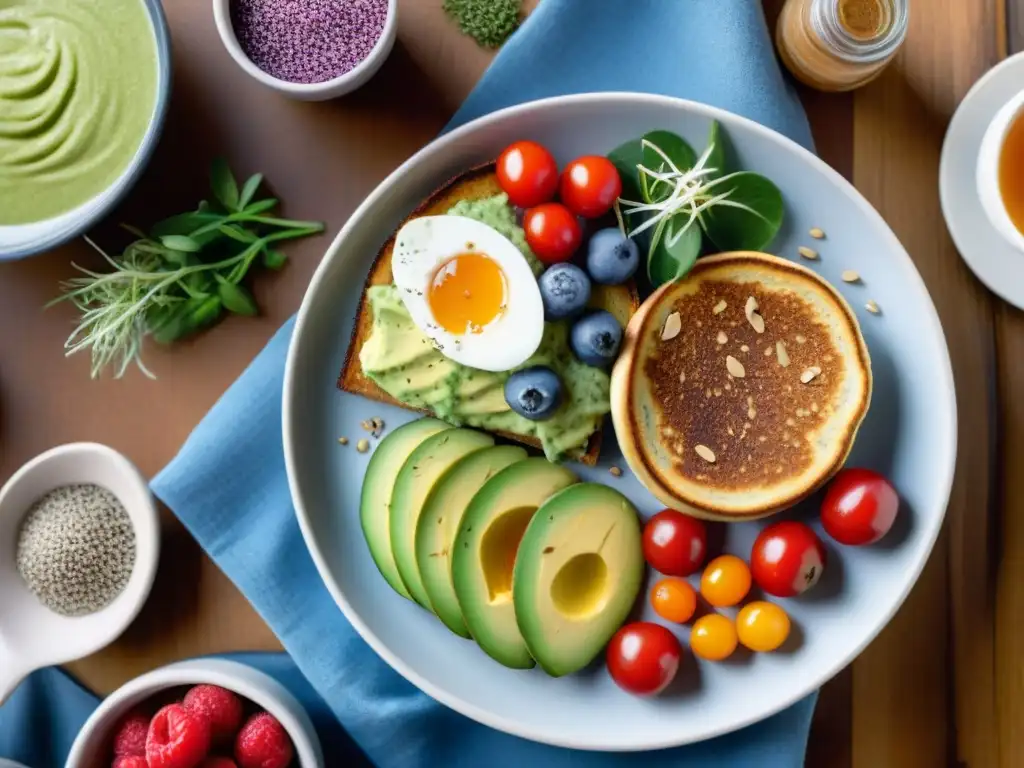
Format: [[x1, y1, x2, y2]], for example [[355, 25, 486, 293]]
[[150, 211, 219, 237], [607, 138, 645, 206], [243, 198, 278, 216], [705, 121, 725, 182], [238, 173, 264, 209], [160, 234, 202, 253], [210, 158, 240, 211], [188, 295, 224, 332], [701, 172, 784, 251], [648, 214, 701, 287], [262, 248, 288, 270], [641, 131, 696, 203], [218, 224, 258, 244], [215, 275, 259, 316]]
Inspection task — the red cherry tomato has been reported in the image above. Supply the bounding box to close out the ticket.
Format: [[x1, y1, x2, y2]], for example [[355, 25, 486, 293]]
[[496, 140, 559, 208], [606, 622, 682, 696], [523, 203, 582, 264], [559, 156, 623, 218], [642, 509, 708, 577], [750, 521, 827, 598], [821, 468, 900, 546]]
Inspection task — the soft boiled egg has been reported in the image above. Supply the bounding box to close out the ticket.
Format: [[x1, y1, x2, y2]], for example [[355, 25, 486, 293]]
[[392, 215, 544, 372]]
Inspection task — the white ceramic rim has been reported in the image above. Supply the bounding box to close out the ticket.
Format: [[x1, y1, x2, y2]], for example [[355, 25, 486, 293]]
[[211, 0, 398, 100], [975, 87, 1024, 251], [64, 658, 324, 767], [282, 92, 958, 751]]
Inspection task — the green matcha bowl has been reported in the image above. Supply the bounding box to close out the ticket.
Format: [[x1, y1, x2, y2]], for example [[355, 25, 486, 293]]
[[0, 0, 172, 261]]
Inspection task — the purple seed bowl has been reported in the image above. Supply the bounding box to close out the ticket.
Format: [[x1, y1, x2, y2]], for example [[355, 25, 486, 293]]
[[213, 0, 397, 101]]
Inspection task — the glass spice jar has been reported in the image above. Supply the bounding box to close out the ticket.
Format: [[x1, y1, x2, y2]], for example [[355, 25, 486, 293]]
[[776, 0, 909, 92]]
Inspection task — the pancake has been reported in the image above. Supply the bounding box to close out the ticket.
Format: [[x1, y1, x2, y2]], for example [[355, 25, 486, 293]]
[[610, 252, 872, 521]]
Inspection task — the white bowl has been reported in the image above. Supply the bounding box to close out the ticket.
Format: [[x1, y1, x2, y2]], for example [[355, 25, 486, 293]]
[[0, 443, 160, 705], [976, 87, 1024, 251], [212, 0, 397, 101], [65, 658, 325, 767]]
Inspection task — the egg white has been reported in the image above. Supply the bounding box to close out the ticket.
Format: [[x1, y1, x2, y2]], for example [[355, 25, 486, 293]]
[[392, 215, 544, 372]]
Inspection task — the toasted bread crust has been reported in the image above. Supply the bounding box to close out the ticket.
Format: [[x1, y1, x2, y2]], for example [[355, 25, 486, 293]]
[[338, 164, 639, 465]]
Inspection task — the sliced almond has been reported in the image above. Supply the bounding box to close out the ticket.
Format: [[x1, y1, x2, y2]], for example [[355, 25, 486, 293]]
[[809, 227, 826, 240], [776, 341, 790, 368], [726, 355, 746, 378], [749, 313, 765, 334], [717, 330, 728, 345], [800, 368, 819, 384], [661, 312, 682, 340], [740, 344, 750, 353], [841, 270, 861, 283], [713, 300, 728, 315], [745, 296, 759, 318], [798, 246, 819, 260], [695, 444, 716, 463], [679, 370, 686, 384], [764, 346, 774, 356], [865, 300, 881, 314], [795, 334, 807, 344], [747, 407, 756, 420]]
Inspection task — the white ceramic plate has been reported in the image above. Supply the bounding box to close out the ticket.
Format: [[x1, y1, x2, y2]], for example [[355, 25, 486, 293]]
[[283, 94, 957, 751], [940, 51, 1024, 310]]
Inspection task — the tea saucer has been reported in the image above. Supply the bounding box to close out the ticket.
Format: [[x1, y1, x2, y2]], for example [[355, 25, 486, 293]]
[[941, 51, 1024, 310]]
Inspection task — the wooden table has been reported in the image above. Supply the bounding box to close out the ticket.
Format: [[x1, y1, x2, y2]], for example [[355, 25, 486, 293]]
[[0, 1, 1012, 765]]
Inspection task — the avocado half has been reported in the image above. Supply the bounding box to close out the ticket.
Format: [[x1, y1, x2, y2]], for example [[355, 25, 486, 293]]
[[514, 483, 644, 677], [452, 458, 578, 669], [415, 445, 529, 638], [391, 428, 495, 610], [360, 418, 451, 599]]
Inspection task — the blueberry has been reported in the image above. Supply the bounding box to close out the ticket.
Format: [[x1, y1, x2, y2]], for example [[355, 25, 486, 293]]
[[586, 228, 640, 285], [504, 366, 563, 421], [539, 263, 591, 320], [570, 310, 623, 367]]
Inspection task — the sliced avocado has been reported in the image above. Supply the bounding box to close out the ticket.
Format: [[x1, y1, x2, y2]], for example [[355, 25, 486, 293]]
[[452, 458, 578, 669], [391, 428, 495, 610], [361, 418, 451, 599], [416, 445, 528, 638], [513, 483, 644, 677]]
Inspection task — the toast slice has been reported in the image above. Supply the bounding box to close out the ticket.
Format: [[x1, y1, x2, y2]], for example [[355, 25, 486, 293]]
[[338, 164, 640, 465]]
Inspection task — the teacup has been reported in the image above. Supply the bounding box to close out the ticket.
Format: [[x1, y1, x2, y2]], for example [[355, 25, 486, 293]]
[[977, 88, 1024, 251]]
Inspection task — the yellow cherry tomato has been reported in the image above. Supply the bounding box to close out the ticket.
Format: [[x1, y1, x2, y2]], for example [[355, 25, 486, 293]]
[[736, 601, 792, 652], [651, 577, 698, 623], [690, 613, 738, 661], [700, 554, 752, 607]]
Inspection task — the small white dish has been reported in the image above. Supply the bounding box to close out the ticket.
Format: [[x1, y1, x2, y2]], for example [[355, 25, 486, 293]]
[[976, 87, 1024, 251], [941, 51, 1024, 309], [0, 443, 160, 705], [66, 658, 325, 767], [212, 0, 397, 101]]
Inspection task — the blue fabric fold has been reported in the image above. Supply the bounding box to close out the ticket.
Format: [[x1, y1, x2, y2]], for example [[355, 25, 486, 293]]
[[2, 1, 819, 765]]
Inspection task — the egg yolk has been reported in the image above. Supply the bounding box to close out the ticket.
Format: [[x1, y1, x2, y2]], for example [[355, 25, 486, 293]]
[[428, 252, 507, 335]]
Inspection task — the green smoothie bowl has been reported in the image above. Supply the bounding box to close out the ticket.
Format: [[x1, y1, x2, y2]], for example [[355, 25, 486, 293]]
[[0, 0, 172, 261]]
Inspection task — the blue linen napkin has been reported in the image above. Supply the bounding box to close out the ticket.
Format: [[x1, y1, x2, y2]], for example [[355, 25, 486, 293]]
[[1, 1, 819, 765]]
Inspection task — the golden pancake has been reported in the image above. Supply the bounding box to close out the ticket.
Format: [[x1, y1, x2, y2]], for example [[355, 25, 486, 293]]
[[611, 252, 872, 521]]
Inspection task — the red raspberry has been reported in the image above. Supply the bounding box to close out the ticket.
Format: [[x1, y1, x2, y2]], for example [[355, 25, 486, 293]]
[[146, 703, 212, 768], [184, 685, 244, 744], [234, 713, 294, 768], [112, 758, 148, 768], [198, 759, 237, 768], [112, 710, 149, 756]]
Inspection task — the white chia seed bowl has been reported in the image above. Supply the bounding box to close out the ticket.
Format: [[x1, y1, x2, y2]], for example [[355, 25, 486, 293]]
[[0, 442, 160, 705]]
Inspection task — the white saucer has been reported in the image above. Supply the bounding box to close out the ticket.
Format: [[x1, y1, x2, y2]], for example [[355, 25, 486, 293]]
[[941, 51, 1024, 309]]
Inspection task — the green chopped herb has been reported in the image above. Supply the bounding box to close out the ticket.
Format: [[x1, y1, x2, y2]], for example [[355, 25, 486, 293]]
[[442, 0, 521, 48]]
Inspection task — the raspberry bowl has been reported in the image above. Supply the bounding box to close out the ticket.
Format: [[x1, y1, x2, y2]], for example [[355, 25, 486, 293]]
[[65, 658, 323, 768]]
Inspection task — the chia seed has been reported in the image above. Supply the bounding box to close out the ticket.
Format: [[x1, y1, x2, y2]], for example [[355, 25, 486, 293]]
[[231, 0, 388, 84], [15, 484, 136, 617]]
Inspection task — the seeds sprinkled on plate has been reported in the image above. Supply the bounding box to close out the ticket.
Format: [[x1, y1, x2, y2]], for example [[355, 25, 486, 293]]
[[809, 227, 826, 240], [695, 444, 716, 463], [662, 312, 682, 340], [726, 356, 745, 378], [866, 300, 881, 314], [841, 270, 861, 283], [776, 341, 790, 367], [356, 438, 370, 453], [609, 466, 623, 477], [713, 300, 727, 314], [798, 246, 819, 260], [338, 436, 349, 445]]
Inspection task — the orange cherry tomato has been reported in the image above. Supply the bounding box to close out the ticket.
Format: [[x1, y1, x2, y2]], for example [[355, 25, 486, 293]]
[[700, 554, 752, 608], [736, 601, 792, 652], [650, 578, 697, 623], [690, 614, 738, 661]]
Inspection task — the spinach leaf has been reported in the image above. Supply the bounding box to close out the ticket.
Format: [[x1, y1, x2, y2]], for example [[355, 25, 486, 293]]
[[608, 138, 645, 203], [705, 121, 725, 181], [701, 172, 784, 251], [648, 214, 701, 287]]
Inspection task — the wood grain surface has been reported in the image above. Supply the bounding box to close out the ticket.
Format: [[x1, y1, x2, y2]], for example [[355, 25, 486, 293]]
[[0, 0, 1013, 765]]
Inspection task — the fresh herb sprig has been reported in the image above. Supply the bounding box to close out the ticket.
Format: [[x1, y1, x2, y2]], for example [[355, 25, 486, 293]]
[[50, 159, 325, 379], [608, 121, 784, 288]]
